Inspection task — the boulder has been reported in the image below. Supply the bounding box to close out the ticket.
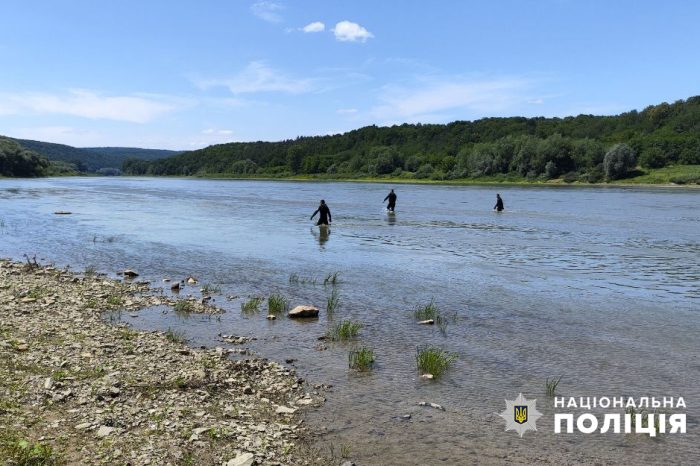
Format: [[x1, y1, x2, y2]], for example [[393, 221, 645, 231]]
[[123, 269, 139, 278], [226, 452, 255, 466], [170, 282, 181, 291], [275, 405, 297, 414], [288, 305, 319, 318], [96, 426, 115, 437]]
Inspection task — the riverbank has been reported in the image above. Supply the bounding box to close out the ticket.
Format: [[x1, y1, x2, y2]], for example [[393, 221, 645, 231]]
[[0, 259, 325, 465], [168, 164, 700, 189]]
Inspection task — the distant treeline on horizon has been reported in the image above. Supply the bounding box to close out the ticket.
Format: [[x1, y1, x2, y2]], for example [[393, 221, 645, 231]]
[[2, 95, 700, 182]]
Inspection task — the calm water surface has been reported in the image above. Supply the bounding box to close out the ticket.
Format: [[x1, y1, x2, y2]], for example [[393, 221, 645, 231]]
[[1, 177, 698, 465]]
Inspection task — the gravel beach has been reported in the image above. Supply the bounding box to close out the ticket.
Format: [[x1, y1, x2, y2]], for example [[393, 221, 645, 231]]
[[0, 259, 324, 465]]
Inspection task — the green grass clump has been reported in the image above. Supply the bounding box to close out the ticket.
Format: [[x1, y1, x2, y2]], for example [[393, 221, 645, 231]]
[[84, 265, 97, 277], [106, 294, 124, 306], [173, 300, 195, 314], [200, 283, 221, 295], [241, 297, 264, 313], [327, 320, 362, 341], [267, 294, 289, 315], [545, 376, 562, 397], [414, 299, 456, 334], [416, 346, 457, 379], [414, 299, 439, 320], [326, 288, 340, 314], [0, 437, 64, 465], [165, 327, 186, 343], [348, 347, 374, 371]]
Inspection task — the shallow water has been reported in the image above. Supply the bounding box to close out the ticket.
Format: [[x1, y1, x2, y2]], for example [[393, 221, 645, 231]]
[[1, 177, 698, 464]]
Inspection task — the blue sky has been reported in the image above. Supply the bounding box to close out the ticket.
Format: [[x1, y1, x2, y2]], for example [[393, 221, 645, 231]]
[[1, 0, 699, 149]]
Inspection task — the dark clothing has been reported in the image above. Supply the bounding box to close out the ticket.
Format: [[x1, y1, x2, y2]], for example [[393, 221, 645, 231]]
[[311, 204, 332, 225], [494, 197, 504, 212], [384, 192, 397, 211]]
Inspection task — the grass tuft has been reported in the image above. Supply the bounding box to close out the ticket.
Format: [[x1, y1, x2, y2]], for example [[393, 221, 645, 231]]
[[200, 283, 221, 295], [288, 273, 317, 285], [323, 271, 341, 286], [348, 347, 374, 371], [545, 376, 562, 397], [106, 294, 124, 306], [173, 300, 195, 314], [327, 320, 361, 341], [0, 436, 64, 465], [414, 298, 439, 320], [416, 346, 457, 379], [241, 297, 264, 313], [326, 288, 340, 314], [414, 298, 456, 334], [267, 294, 289, 315], [165, 327, 186, 343]]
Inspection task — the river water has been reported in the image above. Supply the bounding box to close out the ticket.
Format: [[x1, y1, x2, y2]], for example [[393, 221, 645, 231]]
[[1, 177, 698, 465]]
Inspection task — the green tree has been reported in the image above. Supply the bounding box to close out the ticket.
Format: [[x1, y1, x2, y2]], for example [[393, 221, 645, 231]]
[[603, 143, 636, 180]]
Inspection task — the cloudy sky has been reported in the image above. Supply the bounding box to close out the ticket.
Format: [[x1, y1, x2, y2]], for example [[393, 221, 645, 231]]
[[1, 0, 698, 149]]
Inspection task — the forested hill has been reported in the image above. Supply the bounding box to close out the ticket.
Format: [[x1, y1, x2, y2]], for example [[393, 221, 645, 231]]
[[14, 139, 180, 173], [0, 137, 49, 177], [124, 96, 700, 183]]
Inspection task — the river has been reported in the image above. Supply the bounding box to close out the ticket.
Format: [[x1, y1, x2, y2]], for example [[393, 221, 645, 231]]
[[1, 177, 698, 464]]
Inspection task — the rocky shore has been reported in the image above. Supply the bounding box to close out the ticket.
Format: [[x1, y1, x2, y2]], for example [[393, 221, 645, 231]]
[[0, 259, 324, 465]]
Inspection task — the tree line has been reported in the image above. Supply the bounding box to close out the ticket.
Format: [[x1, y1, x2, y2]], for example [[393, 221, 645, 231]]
[[123, 96, 700, 182]]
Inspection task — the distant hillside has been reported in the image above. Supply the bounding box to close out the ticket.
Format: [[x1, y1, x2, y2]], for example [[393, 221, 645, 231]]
[[14, 139, 180, 173], [123, 95, 700, 184], [82, 147, 182, 160]]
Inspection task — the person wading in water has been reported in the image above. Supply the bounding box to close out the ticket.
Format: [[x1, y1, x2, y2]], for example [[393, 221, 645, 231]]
[[311, 199, 332, 225], [494, 193, 504, 212], [384, 189, 397, 212]]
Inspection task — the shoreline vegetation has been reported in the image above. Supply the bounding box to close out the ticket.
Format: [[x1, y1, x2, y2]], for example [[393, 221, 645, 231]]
[[155, 163, 700, 188], [0, 259, 325, 465]]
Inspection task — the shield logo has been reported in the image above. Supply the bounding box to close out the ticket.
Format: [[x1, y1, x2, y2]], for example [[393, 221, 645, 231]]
[[514, 405, 528, 424]]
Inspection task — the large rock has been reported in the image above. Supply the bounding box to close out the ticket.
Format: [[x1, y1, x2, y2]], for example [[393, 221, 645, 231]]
[[288, 305, 319, 318], [226, 452, 255, 466]]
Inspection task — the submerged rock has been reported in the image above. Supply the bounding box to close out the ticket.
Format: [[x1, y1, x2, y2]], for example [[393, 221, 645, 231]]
[[417, 319, 434, 325], [123, 269, 139, 278]]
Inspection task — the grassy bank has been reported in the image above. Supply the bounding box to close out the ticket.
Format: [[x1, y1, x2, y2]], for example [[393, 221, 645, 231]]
[[163, 165, 700, 188]]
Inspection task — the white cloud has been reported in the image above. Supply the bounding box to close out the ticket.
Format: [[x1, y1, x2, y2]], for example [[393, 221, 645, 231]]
[[528, 98, 544, 104], [332, 21, 374, 42], [202, 128, 233, 135], [302, 21, 325, 33], [196, 61, 313, 95], [336, 108, 358, 114], [0, 89, 182, 123], [250, 1, 284, 23], [371, 77, 533, 122]]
